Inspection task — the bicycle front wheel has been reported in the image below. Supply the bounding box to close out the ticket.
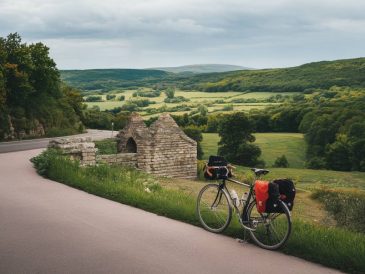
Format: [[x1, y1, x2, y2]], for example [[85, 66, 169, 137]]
[[196, 184, 232, 233], [245, 200, 291, 250]]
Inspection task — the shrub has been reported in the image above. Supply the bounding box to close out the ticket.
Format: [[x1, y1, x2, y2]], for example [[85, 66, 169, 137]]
[[106, 94, 116, 100], [306, 157, 327, 169], [312, 188, 365, 233], [273, 155, 289, 168], [164, 96, 189, 103], [118, 95, 125, 101], [222, 104, 234, 111], [84, 95, 103, 102], [30, 149, 60, 176]]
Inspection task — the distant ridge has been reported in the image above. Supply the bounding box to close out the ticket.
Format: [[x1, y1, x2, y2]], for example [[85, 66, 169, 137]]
[[148, 64, 250, 74]]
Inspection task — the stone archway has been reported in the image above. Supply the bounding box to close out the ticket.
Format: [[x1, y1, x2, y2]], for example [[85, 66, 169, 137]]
[[126, 137, 137, 153]]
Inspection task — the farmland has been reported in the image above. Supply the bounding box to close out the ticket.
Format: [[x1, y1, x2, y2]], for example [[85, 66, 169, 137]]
[[84, 89, 298, 116]]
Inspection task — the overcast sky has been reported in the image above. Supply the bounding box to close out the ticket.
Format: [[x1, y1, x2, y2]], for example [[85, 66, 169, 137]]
[[1, 0, 365, 69]]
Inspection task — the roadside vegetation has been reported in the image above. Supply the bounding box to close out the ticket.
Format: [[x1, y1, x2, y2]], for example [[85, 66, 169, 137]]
[[31, 149, 365, 273]]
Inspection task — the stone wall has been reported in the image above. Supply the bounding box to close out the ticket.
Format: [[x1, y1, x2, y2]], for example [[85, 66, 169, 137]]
[[117, 113, 197, 179], [148, 114, 197, 179], [49, 137, 97, 165]]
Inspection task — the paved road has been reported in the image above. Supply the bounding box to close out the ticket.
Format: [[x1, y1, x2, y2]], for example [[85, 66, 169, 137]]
[[0, 149, 341, 274], [0, 129, 116, 153]]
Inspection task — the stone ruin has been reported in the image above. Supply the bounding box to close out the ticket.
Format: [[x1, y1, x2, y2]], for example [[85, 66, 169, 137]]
[[48, 137, 97, 166], [48, 113, 197, 179], [117, 113, 197, 179]]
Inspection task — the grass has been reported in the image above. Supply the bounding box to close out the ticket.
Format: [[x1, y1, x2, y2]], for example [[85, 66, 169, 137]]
[[201, 133, 306, 168], [95, 138, 118, 154], [31, 149, 365, 273], [84, 89, 294, 114]]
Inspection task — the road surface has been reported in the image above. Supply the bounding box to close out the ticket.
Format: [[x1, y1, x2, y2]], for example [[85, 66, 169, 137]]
[[0, 129, 116, 153], [0, 149, 341, 274]]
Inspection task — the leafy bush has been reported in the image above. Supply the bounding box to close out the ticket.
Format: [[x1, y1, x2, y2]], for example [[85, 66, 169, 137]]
[[118, 95, 125, 101], [106, 94, 116, 100], [306, 157, 327, 169], [164, 96, 189, 103], [84, 95, 103, 102], [133, 90, 161, 98], [312, 188, 365, 233], [30, 149, 60, 176], [273, 155, 289, 168]]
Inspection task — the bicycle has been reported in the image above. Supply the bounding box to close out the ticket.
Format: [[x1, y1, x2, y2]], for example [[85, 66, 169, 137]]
[[196, 167, 292, 250]]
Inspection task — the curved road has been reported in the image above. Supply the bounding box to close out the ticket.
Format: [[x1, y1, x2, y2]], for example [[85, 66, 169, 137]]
[[0, 149, 341, 274], [0, 129, 115, 153]]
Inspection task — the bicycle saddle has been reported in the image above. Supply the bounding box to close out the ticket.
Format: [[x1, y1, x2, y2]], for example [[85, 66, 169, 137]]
[[251, 168, 270, 176]]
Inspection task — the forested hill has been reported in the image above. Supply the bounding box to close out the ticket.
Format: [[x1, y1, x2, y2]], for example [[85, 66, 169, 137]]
[[149, 64, 249, 74], [60, 69, 170, 91], [61, 57, 365, 93], [178, 57, 365, 92]]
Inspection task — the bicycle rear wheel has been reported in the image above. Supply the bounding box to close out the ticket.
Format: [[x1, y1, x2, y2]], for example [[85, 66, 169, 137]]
[[196, 184, 232, 233], [245, 200, 291, 250]]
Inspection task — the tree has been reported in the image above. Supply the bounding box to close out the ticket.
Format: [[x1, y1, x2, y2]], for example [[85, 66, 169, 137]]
[[164, 87, 175, 99], [217, 112, 261, 166], [183, 126, 204, 160], [325, 135, 352, 171]]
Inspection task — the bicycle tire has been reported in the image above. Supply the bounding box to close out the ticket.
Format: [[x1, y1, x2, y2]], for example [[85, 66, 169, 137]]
[[245, 200, 291, 250], [196, 184, 232, 233]]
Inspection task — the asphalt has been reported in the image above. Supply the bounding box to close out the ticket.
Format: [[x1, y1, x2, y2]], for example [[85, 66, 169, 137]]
[[0, 129, 116, 153], [0, 149, 341, 274]]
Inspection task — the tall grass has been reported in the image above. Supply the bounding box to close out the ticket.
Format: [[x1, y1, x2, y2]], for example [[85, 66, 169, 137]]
[[31, 150, 365, 273], [312, 188, 365, 233]]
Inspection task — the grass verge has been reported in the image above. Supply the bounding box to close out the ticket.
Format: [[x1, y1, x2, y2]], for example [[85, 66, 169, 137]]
[[31, 149, 365, 273]]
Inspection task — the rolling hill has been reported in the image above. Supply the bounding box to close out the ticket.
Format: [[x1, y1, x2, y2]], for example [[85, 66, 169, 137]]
[[60, 57, 365, 93], [60, 69, 171, 91], [149, 64, 249, 74], [179, 57, 365, 92]]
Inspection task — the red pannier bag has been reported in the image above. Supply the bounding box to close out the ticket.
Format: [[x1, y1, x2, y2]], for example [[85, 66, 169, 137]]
[[254, 180, 269, 213], [254, 180, 281, 213]]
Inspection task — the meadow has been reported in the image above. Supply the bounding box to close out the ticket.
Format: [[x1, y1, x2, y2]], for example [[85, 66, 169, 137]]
[[202, 133, 306, 168], [84, 89, 298, 116]]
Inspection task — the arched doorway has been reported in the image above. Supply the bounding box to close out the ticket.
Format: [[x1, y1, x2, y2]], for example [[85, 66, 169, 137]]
[[126, 137, 137, 153]]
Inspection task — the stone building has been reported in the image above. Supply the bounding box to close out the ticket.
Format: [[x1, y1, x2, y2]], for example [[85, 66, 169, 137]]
[[117, 113, 197, 179]]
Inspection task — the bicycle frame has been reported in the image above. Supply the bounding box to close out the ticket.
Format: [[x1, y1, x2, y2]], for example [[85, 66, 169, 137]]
[[215, 176, 258, 231]]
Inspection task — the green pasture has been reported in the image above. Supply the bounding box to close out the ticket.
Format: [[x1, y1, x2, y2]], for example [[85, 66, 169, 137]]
[[84, 90, 292, 112], [202, 133, 306, 168]]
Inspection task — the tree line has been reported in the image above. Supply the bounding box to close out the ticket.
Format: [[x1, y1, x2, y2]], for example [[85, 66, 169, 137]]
[[0, 33, 84, 140]]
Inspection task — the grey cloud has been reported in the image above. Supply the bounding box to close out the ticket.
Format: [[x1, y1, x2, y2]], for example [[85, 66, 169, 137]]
[[1, 0, 364, 69]]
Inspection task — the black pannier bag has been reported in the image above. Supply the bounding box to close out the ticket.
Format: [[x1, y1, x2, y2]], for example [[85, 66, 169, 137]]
[[272, 179, 296, 211], [263, 182, 281, 213], [204, 156, 231, 180]]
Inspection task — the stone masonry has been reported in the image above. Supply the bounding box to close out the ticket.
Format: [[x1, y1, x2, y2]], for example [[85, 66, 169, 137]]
[[48, 113, 197, 179], [48, 137, 97, 166], [117, 113, 197, 179]]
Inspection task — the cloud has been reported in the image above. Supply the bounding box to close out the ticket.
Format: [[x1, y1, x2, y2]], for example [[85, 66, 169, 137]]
[[0, 0, 365, 68]]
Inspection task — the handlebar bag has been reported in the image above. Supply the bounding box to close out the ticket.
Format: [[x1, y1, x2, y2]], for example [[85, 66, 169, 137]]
[[204, 166, 230, 180], [207, 155, 228, 167]]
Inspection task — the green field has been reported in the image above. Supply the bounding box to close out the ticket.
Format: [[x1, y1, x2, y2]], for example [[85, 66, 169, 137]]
[[202, 132, 306, 168], [84, 90, 298, 115]]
